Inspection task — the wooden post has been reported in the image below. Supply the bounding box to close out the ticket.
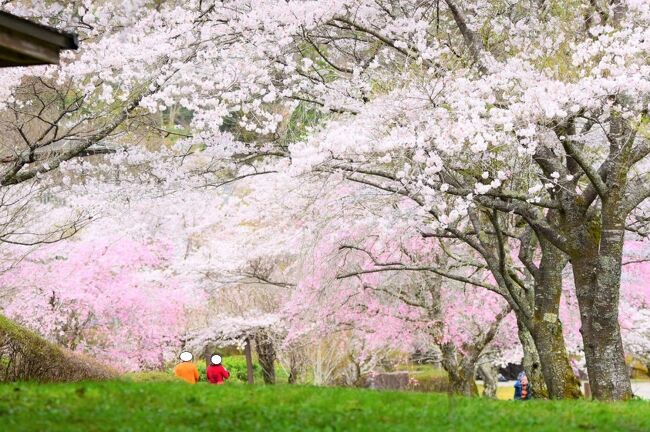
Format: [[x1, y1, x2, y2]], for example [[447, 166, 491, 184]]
[[244, 337, 254, 385]]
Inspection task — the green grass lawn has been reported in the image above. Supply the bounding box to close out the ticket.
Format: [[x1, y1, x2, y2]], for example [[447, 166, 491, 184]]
[[1, 380, 649, 432]]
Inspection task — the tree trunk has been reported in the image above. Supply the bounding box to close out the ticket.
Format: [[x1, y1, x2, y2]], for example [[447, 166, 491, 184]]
[[518, 323, 547, 398], [203, 347, 212, 368], [472, 210, 575, 398], [529, 320, 581, 398], [573, 254, 633, 400], [287, 351, 301, 384], [254, 332, 276, 384], [447, 363, 479, 396], [244, 337, 254, 385], [528, 240, 582, 399], [440, 343, 478, 396], [477, 362, 497, 398], [564, 118, 633, 400]]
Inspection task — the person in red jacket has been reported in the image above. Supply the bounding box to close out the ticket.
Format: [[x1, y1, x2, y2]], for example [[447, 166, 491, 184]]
[[206, 354, 230, 385]]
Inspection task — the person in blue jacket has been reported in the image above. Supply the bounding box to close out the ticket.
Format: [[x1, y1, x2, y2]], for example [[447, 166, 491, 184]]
[[514, 371, 532, 400]]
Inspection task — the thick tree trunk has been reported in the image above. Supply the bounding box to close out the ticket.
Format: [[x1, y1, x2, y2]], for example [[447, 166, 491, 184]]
[[528, 240, 582, 399], [573, 254, 633, 400], [440, 343, 478, 396], [563, 117, 633, 400], [517, 323, 547, 399], [448, 372, 478, 396], [426, 263, 477, 397], [477, 362, 497, 398], [447, 364, 479, 396], [529, 320, 581, 398]]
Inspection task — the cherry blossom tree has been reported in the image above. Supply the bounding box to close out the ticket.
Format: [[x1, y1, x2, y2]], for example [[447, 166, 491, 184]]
[[1, 1, 648, 400], [194, 0, 649, 400], [288, 218, 517, 396], [0, 234, 199, 370]]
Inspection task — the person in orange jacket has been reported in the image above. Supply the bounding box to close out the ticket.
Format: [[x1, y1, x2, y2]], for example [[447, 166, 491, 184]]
[[206, 354, 230, 385], [174, 351, 200, 384]]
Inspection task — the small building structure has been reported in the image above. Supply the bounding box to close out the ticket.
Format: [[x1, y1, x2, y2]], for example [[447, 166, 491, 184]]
[[0, 11, 77, 67]]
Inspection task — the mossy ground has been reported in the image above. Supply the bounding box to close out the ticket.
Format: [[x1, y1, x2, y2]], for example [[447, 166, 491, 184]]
[[1, 380, 649, 431]]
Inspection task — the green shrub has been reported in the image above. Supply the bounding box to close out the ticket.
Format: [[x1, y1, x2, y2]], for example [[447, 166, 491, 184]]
[[223, 355, 261, 382], [196, 359, 207, 378], [0, 314, 117, 383]]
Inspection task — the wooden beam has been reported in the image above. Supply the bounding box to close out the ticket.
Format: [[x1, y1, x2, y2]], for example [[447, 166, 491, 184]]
[[0, 28, 60, 66], [0, 11, 77, 67]]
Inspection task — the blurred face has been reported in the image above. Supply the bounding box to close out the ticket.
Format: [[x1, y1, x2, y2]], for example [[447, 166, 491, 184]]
[[521, 375, 528, 385]]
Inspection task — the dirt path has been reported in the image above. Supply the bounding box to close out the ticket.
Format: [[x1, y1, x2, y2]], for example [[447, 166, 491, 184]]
[[631, 382, 650, 399], [495, 380, 650, 400]]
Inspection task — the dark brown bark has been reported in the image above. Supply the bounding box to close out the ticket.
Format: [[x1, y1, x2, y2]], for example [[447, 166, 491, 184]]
[[447, 368, 478, 396], [425, 265, 502, 398], [287, 351, 302, 384], [425, 258, 478, 397], [254, 331, 276, 384]]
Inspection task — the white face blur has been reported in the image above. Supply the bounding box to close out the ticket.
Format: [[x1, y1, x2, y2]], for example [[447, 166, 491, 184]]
[[211, 354, 222, 365], [180, 351, 193, 362]]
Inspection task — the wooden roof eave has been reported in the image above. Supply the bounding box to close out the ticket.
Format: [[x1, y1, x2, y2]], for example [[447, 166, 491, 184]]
[[0, 11, 78, 67]]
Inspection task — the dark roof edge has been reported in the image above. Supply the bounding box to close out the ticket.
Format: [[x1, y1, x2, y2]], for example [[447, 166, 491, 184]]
[[0, 11, 78, 50]]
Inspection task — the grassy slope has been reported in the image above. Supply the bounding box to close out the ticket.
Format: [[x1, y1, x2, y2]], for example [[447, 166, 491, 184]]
[[1, 381, 649, 432], [0, 315, 116, 383]]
